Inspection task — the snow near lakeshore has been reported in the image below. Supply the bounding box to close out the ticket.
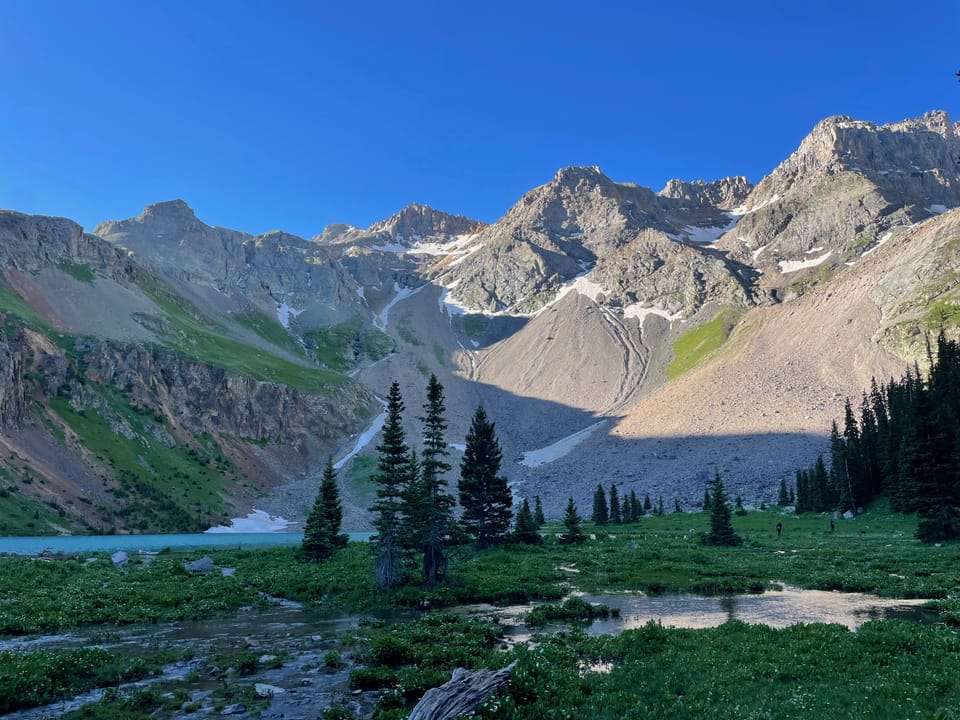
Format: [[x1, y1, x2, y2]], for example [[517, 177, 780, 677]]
[[276, 301, 304, 329], [334, 397, 388, 470], [779, 251, 832, 274], [205, 509, 291, 533], [519, 421, 607, 467]]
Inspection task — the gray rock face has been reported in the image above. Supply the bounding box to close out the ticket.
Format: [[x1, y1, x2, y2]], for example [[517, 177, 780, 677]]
[[0, 330, 26, 429], [365, 202, 484, 244], [659, 176, 754, 210], [185, 556, 215, 572], [717, 111, 960, 292], [95, 202, 361, 329]]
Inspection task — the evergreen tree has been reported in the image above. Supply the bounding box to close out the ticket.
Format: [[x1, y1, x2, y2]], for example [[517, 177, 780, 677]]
[[533, 496, 546, 527], [371, 381, 409, 588], [734, 495, 747, 516], [643, 494, 652, 514], [829, 420, 849, 512], [788, 486, 796, 505], [459, 405, 513, 548], [656, 496, 665, 516], [412, 374, 455, 585], [592, 484, 609, 525], [702, 487, 712, 511], [704, 470, 741, 546], [560, 497, 585, 544], [629, 490, 641, 521], [301, 456, 347, 561], [609, 485, 622, 524], [514, 498, 542, 544], [673, 498, 682, 513], [778, 479, 790, 506]]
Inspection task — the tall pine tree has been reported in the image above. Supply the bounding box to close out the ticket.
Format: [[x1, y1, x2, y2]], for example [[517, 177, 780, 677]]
[[592, 484, 609, 525], [609, 485, 622, 524], [371, 381, 408, 588], [413, 374, 455, 585], [459, 405, 513, 548], [560, 498, 585, 544]]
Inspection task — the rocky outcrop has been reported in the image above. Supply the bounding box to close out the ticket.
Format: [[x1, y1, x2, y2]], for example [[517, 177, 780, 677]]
[[718, 111, 960, 284], [73, 338, 377, 446], [366, 203, 485, 243], [95, 201, 363, 329], [0, 330, 26, 428], [659, 176, 754, 210]]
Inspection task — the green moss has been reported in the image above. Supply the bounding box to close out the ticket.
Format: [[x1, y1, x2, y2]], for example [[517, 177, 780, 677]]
[[397, 325, 421, 346], [0, 277, 52, 333], [668, 309, 742, 379], [432, 344, 445, 365], [923, 300, 960, 330], [362, 328, 395, 360]]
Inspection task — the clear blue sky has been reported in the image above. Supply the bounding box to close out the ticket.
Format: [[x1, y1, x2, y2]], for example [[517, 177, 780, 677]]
[[2, 1, 958, 238]]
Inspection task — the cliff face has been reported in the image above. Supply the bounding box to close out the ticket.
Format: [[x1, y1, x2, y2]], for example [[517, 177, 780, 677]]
[[0, 330, 26, 428], [74, 338, 376, 446]]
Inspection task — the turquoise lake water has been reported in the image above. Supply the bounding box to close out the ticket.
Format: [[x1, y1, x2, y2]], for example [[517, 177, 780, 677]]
[[0, 532, 374, 555]]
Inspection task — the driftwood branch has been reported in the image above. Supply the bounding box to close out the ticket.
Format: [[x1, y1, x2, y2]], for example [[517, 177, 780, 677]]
[[407, 661, 517, 720]]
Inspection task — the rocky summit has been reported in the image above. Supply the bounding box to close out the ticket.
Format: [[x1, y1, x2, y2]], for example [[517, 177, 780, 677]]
[[1, 110, 959, 533]]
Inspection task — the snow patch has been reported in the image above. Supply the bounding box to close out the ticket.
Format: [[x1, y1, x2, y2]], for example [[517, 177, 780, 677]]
[[519, 421, 607, 467], [334, 397, 389, 470], [449, 443, 466, 452], [730, 193, 780, 217], [375, 283, 425, 330], [675, 214, 739, 244], [439, 286, 472, 317], [805, 246, 824, 254], [779, 251, 832, 274], [555, 274, 608, 303], [623, 304, 682, 323], [205, 509, 291, 534], [863, 232, 893, 257], [926, 204, 948, 215], [277, 301, 304, 329]]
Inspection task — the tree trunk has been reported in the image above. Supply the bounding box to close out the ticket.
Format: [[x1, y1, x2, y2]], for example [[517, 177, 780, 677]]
[[407, 662, 516, 720]]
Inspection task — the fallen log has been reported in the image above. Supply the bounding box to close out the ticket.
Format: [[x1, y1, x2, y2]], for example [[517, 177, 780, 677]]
[[407, 661, 517, 720]]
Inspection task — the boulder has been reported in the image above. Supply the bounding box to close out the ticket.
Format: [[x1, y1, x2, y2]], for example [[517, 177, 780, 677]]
[[110, 551, 128, 567], [185, 556, 215, 572]]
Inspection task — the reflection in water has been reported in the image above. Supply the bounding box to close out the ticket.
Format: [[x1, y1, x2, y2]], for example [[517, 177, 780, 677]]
[[581, 586, 938, 635]]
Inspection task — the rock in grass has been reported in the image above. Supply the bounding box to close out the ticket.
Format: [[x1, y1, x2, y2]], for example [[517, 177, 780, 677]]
[[220, 703, 246, 715], [110, 551, 128, 567], [185, 555, 215, 572], [255, 683, 286, 697]]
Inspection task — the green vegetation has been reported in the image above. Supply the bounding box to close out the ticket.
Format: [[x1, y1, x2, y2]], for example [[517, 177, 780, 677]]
[[136, 274, 342, 393], [524, 597, 616, 626], [924, 299, 960, 329], [0, 483, 79, 535], [56, 259, 96, 284], [0, 647, 176, 713], [668, 308, 741, 379], [432, 343, 445, 365], [50, 391, 229, 533], [304, 317, 394, 371], [480, 619, 960, 719], [0, 276, 53, 333], [461, 314, 488, 337], [233, 307, 309, 358]]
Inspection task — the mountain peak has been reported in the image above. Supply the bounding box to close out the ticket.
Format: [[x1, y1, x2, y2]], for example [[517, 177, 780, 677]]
[[553, 165, 609, 186], [658, 176, 754, 210], [367, 203, 484, 242], [139, 199, 198, 222]]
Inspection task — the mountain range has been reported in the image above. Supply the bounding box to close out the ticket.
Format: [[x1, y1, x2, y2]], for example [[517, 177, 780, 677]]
[[1, 110, 958, 533]]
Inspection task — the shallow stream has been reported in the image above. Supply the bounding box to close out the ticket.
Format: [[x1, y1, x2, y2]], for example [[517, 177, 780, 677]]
[[1, 588, 941, 719]]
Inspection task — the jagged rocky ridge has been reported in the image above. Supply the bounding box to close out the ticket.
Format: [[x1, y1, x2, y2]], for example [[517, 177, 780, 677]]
[[2, 110, 960, 530]]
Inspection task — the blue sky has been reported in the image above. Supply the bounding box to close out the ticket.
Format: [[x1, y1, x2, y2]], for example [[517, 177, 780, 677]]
[[2, 1, 958, 238]]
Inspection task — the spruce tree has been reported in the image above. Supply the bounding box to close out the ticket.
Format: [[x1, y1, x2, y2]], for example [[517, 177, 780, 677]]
[[560, 497, 585, 544], [514, 498, 542, 544], [609, 485, 622, 524], [643, 494, 652, 514], [704, 470, 741, 546], [702, 487, 712, 511], [414, 374, 455, 585], [371, 381, 408, 588], [459, 405, 513, 548], [533, 496, 546, 527], [674, 498, 682, 513], [592, 484, 609, 525], [778, 479, 790, 506], [301, 456, 347, 561], [629, 490, 641, 521], [656, 496, 665, 516]]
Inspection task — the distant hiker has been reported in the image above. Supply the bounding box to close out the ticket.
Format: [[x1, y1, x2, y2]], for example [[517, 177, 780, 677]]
[[830, 517, 835, 532], [776, 521, 782, 538]]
